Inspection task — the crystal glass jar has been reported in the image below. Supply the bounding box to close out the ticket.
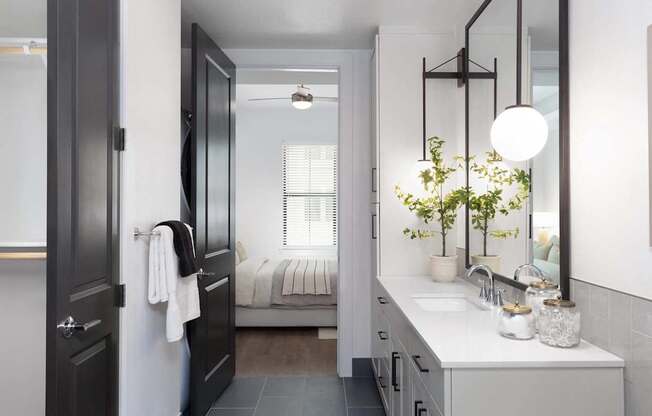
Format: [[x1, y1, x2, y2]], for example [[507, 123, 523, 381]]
[[497, 302, 535, 340], [538, 299, 581, 348], [525, 279, 562, 331]]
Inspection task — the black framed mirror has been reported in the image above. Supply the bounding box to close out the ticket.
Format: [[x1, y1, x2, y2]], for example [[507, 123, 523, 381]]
[[464, 0, 569, 298]]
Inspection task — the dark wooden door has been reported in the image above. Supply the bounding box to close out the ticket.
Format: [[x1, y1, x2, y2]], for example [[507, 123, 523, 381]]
[[46, 0, 119, 415], [189, 23, 237, 416]]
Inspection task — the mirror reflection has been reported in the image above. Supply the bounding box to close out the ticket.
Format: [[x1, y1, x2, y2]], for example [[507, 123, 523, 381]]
[[466, 0, 560, 284]]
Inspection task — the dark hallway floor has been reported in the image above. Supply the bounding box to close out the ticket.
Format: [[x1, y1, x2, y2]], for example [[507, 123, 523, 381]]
[[235, 328, 337, 376], [209, 376, 385, 416]]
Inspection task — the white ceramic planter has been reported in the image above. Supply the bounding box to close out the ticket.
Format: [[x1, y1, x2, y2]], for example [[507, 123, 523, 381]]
[[429, 255, 458, 282], [471, 255, 501, 274]]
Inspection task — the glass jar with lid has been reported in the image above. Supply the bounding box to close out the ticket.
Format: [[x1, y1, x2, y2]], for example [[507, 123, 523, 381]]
[[525, 278, 562, 330], [497, 302, 536, 340], [538, 299, 581, 348]]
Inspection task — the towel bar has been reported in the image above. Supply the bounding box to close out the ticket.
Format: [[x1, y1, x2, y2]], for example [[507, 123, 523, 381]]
[[133, 227, 161, 238]]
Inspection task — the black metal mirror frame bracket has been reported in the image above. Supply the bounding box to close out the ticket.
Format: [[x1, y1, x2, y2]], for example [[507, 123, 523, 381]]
[[463, 0, 570, 299]]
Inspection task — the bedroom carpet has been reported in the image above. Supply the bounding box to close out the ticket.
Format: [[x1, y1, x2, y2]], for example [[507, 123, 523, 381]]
[[235, 328, 337, 376]]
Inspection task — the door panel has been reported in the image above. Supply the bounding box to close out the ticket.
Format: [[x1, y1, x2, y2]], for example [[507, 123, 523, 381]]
[[204, 277, 231, 374], [189, 23, 237, 416], [206, 63, 231, 252], [47, 0, 119, 415]]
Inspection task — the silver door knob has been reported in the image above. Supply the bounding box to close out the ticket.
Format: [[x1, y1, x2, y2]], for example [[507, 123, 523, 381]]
[[57, 316, 102, 339], [197, 268, 215, 279]]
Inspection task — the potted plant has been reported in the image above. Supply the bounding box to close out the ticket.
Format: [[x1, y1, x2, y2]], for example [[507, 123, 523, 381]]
[[468, 153, 530, 273], [395, 137, 467, 282]]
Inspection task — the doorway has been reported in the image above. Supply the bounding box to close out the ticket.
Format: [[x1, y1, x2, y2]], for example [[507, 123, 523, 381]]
[[233, 68, 340, 377]]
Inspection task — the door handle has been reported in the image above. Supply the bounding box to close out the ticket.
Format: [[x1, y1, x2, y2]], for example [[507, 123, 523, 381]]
[[412, 355, 430, 373], [371, 214, 377, 240], [391, 352, 400, 392], [377, 331, 388, 340], [377, 296, 388, 304], [57, 316, 102, 339], [197, 268, 215, 279], [371, 168, 377, 192]]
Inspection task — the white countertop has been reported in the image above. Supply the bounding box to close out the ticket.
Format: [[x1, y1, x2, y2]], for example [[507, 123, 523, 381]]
[[378, 275, 625, 369]]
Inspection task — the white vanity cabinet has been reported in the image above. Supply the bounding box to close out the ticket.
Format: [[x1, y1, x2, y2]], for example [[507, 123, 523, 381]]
[[373, 282, 448, 416], [371, 277, 625, 416]]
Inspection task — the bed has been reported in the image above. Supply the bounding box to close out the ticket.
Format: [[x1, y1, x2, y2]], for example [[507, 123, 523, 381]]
[[235, 256, 338, 327]]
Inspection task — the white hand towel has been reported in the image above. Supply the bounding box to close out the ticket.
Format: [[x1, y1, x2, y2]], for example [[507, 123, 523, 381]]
[[148, 223, 201, 343]]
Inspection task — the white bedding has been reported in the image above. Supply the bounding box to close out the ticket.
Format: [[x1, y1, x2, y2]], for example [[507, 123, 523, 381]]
[[236, 257, 337, 308]]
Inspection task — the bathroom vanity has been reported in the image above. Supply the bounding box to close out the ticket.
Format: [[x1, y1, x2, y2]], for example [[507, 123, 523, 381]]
[[371, 276, 624, 416]]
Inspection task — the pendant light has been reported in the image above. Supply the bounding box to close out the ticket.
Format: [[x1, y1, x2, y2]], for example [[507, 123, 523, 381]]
[[490, 0, 548, 162], [291, 91, 313, 110], [490, 104, 548, 161]]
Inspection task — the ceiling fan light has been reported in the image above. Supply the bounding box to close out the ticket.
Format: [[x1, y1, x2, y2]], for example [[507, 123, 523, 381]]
[[291, 92, 313, 110], [490, 104, 548, 161]]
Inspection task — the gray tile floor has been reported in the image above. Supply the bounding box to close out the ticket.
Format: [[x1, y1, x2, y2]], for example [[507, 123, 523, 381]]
[[209, 376, 385, 416]]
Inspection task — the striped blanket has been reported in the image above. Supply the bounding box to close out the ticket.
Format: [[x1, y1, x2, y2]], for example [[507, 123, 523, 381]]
[[281, 258, 332, 296]]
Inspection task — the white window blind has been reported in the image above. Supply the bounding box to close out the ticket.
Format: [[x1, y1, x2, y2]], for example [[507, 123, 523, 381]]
[[282, 144, 337, 248]]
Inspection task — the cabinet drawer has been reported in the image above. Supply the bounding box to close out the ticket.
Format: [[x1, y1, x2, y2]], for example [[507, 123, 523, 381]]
[[372, 300, 391, 359], [375, 279, 409, 344], [376, 356, 391, 411], [405, 326, 448, 416], [412, 371, 443, 416]]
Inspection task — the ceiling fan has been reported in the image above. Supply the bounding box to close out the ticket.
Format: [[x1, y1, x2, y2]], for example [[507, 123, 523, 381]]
[[248, 84, 338, 110]]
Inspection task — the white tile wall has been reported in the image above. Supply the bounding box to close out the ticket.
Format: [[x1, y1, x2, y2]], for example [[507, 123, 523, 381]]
[[571, 279, 652, 416]]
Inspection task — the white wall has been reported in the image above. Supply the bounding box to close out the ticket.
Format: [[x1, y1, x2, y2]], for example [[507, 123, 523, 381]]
[[0, 53, 47, 416], [119, 1, 186, 416], [225, 48, 372, 375], [376, 30, 460, 276], [236, 84, 338, 258], [0, 55, 47, 245], [570, 0, 652, 300], [0, 259, 45, 416]]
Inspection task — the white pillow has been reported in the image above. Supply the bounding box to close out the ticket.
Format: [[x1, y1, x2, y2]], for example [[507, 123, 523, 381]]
[[236, 241, 248, 263]]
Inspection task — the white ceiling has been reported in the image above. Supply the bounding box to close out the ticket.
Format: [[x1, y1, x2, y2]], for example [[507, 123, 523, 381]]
[[1, 0, 558, 52], [182, 0, 482, 49]]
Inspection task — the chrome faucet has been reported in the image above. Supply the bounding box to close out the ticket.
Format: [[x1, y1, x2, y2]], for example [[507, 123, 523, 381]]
[[466, 264, 495, 305], [513, 264, 545, 282]]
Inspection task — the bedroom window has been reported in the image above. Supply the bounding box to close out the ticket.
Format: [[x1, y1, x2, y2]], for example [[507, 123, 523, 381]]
[[282, 144, 337, 248]]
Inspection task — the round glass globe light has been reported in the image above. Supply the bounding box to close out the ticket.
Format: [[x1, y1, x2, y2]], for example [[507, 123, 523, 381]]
[[291, 93, 313, 110], [490, 104, 548, 161]]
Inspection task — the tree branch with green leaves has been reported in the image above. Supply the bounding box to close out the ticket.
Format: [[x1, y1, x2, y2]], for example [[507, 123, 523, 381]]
[[394, 137, 467, 257], [467, 152, 530, 256]]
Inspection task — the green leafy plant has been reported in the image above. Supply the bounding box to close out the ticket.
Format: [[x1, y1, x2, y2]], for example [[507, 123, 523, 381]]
[[394, 137, 467, 257], [467, 152, 530, 257]]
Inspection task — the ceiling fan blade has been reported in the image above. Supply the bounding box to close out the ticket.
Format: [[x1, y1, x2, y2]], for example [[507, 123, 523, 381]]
[[248, 97, 291, 102], [313, 97, 338, 102]]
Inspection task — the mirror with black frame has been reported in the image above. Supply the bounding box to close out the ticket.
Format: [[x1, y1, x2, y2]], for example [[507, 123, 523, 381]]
[[465, 0, 568, 295]]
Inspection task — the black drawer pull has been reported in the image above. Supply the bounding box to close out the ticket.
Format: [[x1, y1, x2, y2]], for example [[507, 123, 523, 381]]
[[414, 401, 423, 416], [377, 296, 388, 304], [377, 331, 388, 340], [391, 352, 400, 392], [412, 355, 430, 373], [377, 375, 387, 389]]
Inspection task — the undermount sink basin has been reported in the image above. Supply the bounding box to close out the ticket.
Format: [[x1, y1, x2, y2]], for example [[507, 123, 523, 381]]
[[411, 294, 488, 312]]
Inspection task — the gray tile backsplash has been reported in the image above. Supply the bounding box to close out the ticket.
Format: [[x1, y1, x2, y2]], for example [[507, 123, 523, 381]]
[[571, 278, 652, 416], [456, 248, 651, 414], [632, 297, 652, 337]]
